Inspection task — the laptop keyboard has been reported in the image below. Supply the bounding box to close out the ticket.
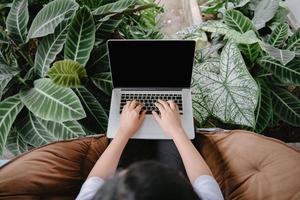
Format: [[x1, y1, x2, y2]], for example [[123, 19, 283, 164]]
[[120, 93, 183, 115]]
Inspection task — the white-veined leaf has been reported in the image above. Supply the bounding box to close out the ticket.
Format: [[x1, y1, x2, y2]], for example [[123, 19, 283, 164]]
[[27, 0, 78, 40], [287, 28, 300, 56], [95, 16, 122, 45], [252, 0, 280, 30], [0, 95, 24, 155], [254, 78, 272, 133], [64, 6, 95, 66], [92, 0, 136, 16], [34, 20, 69, 77], [20, 78, 86, 122], [91, 72, 112, 95], [6, 0, 29, 44], [74, 87, 108, 132], [194, 42, 259, 127], [262, 44, 295, 65], [48, 60, 87, 88], [6, 128, 28, 155], [258, 56, 300, 86], [271, 87, 300, 127], [0, 64, 19, 99], [268, 22, 288, 48]]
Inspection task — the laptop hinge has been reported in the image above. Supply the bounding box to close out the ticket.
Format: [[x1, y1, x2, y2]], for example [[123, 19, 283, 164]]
[[118, 87, 185, 91]]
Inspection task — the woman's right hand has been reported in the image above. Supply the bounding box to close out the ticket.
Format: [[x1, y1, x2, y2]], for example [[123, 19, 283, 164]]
[[152, 99, 185, 138]]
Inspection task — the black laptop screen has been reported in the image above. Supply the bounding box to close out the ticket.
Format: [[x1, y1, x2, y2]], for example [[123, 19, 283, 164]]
[[107, 40, 195, 88]]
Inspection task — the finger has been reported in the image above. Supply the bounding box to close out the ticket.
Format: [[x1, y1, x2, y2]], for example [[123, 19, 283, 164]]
[[139, 110, 147, 121], [158, 99, 170, 110], [154, 102, 165, 112], [124, 101, 130, 110], [129, 100, 138, 109], [135, 104, 143, 113], [152, 111, 161, 122], [167, 100, 176, 110]]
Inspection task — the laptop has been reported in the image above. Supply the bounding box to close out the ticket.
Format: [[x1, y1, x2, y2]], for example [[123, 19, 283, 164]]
[[106, 40, 195, 139]]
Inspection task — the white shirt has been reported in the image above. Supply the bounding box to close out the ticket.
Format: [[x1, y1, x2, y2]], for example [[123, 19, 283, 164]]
[[76, 175, 224, 200]]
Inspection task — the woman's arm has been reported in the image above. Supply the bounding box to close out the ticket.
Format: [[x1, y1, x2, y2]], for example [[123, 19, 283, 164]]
[[153, 99, 212, 183], [88, 100, 146, 179]]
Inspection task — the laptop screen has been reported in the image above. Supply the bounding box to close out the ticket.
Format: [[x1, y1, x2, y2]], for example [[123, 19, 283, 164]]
[[107, 40, 195, 88]]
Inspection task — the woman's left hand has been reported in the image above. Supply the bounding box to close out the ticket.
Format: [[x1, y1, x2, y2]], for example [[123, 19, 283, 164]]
[[118, 100, 146, 139]]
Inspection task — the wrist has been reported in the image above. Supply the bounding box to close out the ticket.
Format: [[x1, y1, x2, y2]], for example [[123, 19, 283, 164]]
[[116, 128, 132, 141], [170, 128, 186, 140]]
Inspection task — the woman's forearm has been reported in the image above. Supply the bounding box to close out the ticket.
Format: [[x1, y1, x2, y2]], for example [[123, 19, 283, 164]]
[[173, 129, 213, 183], [88, 129, 129, 179]]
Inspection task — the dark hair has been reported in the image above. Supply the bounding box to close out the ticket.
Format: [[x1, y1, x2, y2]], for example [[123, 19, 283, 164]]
[[92, 161, 199, 200]]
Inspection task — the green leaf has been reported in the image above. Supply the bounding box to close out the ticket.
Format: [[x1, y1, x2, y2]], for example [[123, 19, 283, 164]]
[[254, 79, 272, 133], [27, 0, 78, 40], [0, 32, 9, 44], [0, 95, 24, 155], [6, 128, 28, 156], [48, 59, 87, 87], [6, 0, 29, 44], [86, 44, 110, 74], [0, 64, 19, 99], [74, 87, 108, 132], [20, 78, 86, 122], [92, 0, 136, 16], [268, 22, 288, 48], [64, 6, 95, 66], [238, 43, 261, 62], [34, 20, 69, 77], [271, 87, 300, 127], [262, 44, 295, 65], [95, 16, 122, 44], [194, 42, 259, 127], [287, 28, 300, 56], [91, 72, 112, 95], [17, 111, 56, 147], [258, 56, 300, 86], [252, 0, 280, 30]]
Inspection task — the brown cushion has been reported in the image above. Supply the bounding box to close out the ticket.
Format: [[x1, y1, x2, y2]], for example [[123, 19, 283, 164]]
[[198, 130, 300, 200], [0, 135, 108, 200]]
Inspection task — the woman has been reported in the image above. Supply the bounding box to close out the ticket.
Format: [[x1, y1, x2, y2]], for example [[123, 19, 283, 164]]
[[76, 100, 224, 200]]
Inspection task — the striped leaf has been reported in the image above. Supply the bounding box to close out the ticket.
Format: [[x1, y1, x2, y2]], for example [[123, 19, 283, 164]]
[[0, 64, 19, 99], [64, 6, 95, 66], [92, 0, 136, 16], [34, 20, 69, 78], [91, 72, 112, 95], [224, 10, 261, 62], [268, 22, 288, 48], [6, 128, 28, 156], [95, 16, 122, 44], [263, 44, 295, 65], [6, 0, 29, 44], [252, 0, 279, 30], [0, 95, 24, 155], [48, 60, 87, 88], [86, 44, 110, 74], [27, 0, 78, 40], [20, 78, 86, 122], [254, 79, 272, 133], [74, 87, 108, 132], [258, 57, 300, 86], [193, 42, 259, 127], [17, 112, 56, 147], [271, 87, 300, 127], [287, 28, 300, 56]]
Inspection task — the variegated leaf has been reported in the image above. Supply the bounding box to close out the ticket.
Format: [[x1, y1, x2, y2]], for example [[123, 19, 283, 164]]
[[91, 72, 112, 95], [6, 128, 28, 155], [268, 22, 288, 48], [287, 28, 300, 56], [0, 64, 19, 99], [92, 0, 136, 16]]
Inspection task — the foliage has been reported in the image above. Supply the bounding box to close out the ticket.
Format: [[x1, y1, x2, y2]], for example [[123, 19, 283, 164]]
[[179, 0, 300, 133], [0, 0, 163, 155]]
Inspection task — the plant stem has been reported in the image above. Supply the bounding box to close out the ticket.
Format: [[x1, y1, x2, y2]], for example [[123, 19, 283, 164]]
[[16, 74, 28, 87]]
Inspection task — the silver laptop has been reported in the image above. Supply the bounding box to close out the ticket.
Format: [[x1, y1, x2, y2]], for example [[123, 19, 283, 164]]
[[106, 40, 195, 139]]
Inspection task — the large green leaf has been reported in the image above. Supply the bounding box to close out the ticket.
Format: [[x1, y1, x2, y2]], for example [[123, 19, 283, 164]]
[[86, 44, 110, 74], [27, 0, 78, 40], [254, 79, 272, 133], [268, 22, 288, 48], [258, 56, 300, 86], [252, 0, 280, 30], [95, 16, 122, 43], [64, 6, 95, 66], [271, 87, 300, 127], [34, 21, 69, 77], [6, 0, 29, 44], [287, 28, 300, 56], [193, 42, 259, 127], [74, 87, 108, 132], [0, 64, 19, 99], [0, 95, 24, 155], [20, 78, 86, 122], [48, 60, 87, 88], [6, 128, 28, 156], [92, 0, 136, 16], [91, 72, 112, 95]]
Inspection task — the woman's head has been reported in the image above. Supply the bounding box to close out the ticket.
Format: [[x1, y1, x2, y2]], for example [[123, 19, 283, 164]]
[[93, 161, 199, 200]]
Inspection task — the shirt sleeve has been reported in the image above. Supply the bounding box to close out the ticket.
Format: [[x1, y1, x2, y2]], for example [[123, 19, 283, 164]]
[[76, 176, 105, 200], [192, 175, 224, 200]]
